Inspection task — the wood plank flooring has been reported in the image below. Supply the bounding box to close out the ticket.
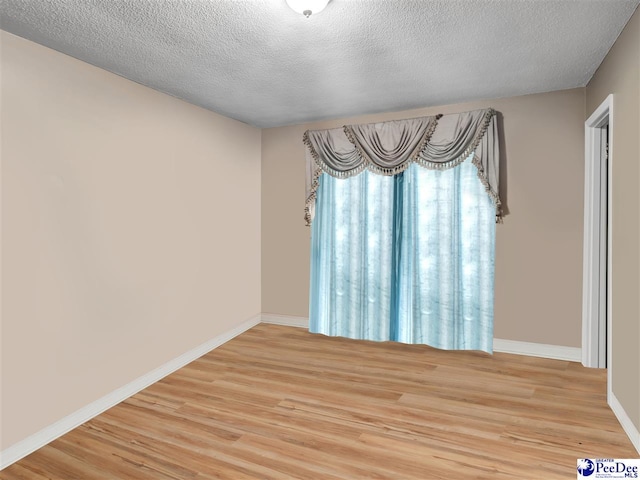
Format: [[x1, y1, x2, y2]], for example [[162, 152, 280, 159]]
[[2, 324, 636, 479]]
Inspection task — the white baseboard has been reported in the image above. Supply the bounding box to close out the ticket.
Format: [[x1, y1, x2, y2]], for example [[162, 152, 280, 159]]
[[609, 392, 640, 455], [492, 338, 582, 362], [260, 314, 582, 362], [261, 313, 308, 328], [0, 314, 261, 470]]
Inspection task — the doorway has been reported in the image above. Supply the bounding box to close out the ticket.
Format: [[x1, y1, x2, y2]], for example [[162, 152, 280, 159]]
[[582, 94, 612, 371]]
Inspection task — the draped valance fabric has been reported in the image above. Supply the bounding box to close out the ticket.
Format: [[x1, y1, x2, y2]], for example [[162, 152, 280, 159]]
[[303, 108, 502, 225]]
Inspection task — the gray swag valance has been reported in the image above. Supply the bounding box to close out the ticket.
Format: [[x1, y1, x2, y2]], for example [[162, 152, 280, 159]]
[[303, 108, 502, 225]]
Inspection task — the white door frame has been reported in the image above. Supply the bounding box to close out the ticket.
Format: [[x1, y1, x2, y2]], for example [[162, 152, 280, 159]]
[[582, 94, 613, 376]]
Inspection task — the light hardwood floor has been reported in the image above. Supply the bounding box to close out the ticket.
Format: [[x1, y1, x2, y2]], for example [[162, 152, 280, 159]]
[[1, 324, 636, 479]]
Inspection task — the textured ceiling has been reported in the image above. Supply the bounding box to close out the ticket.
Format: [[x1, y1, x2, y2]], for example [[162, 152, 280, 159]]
[[1, 0, 638, 127]]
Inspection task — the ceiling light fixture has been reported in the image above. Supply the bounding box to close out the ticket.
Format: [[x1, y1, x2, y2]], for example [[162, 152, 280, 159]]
[[285, 0, 330, 18]]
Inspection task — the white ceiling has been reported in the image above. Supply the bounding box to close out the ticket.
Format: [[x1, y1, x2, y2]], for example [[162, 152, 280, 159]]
[[1, 0, 638, 127]]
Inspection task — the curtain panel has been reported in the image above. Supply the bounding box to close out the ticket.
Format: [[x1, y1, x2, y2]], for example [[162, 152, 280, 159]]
[[309, 160, 496, 352], [303, 108, 501, 225]]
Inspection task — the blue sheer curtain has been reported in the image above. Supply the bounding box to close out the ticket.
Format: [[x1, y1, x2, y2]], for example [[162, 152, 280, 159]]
[[309, 156, 496, 352]]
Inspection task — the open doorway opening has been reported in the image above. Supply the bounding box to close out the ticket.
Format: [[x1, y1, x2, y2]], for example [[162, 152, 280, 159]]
[[582, 94, 612, 371]]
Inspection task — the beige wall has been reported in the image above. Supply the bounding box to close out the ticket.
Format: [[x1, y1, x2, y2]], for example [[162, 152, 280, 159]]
[[262, 88, 587, 347], [0, 32, 262, 450], [586, 7, 640, 431]]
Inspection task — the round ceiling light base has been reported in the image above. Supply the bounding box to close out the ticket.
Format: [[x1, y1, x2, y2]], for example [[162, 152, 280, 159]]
[[285, 0, 330, 17]]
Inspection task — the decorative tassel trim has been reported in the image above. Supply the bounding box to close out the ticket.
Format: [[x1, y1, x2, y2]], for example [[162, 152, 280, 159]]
[[468, 109, 502, 223], [415, 108, 496, 170], [413, 151, 470, 171], [410, 114, 442, 164], [366, 161, 412, 176], [303, 131, 363, 225], [471, 153, 503, 223], [343, 115, 441, 177], [343, 124, 371, 171], [304, 109, 502, 225], [413, 109, 502, 223], [304, 165, 322, 226], [304, 129, 366, 179], [302, 130, 321, 167], [319, 161, 368, 179]]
